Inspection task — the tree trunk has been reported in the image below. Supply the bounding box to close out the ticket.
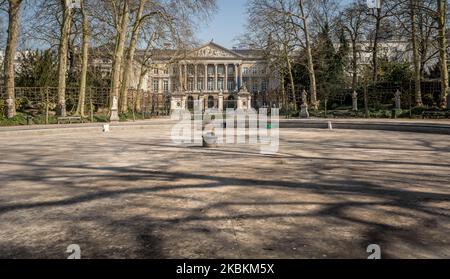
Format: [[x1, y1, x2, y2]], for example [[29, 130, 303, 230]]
[[4, 0, 21, 118], [135, 67, 147, 113], [437, 0, 449, 109], [57, 0, 72, 117], [280, 68, 286, 109], [410, 0, 423, 106], [110, 1, 130, 113], [76, 0, 89, 117], [299, 0, 318, 110], [284, 47, 297, 111], [351, 40, 358, 92], [372, 8, 381, 83], [119, 0, 146, 113]]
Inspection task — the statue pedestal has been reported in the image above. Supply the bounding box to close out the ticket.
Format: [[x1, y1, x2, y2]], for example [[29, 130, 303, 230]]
[[171, 92, 186, 112], [237, 86, 251, 110], [110, 109, 119, 122], [300, 104, 310, 119]]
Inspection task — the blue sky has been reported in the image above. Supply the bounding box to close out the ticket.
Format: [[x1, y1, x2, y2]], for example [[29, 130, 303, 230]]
[[197, 0, 354, 48], [197, 0, 248, 48]]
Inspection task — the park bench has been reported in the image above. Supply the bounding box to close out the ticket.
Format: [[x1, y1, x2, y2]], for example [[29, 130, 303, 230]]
[[422, 111, 450, 119], [57, 116, 84, 124]]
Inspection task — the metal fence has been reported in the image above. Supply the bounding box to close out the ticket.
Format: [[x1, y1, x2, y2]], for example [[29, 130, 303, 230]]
[[254, 80, 444, 111], [0, 87, 171, 117]]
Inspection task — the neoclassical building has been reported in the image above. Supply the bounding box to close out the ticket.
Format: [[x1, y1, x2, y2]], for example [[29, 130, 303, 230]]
[[134, 42, 278, 111]]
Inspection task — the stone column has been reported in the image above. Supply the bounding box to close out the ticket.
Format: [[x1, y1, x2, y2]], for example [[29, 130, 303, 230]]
[[239, 64, 243, 89], [204, 64, 208, 92], [199, 93, 205, 112], [194, 64, 198, 92], [225, 64, 228, 92], [214, 64, 218, 92], [178, 64, 182, 91], [184, 64, 188, 92], [219, 90, 224, 111], [234, 64, 238, 91]]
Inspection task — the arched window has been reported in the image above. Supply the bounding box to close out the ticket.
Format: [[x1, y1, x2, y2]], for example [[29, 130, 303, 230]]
[[208, 96, 215, 108]]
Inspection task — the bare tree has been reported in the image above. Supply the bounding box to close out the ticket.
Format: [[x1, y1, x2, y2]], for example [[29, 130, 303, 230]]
[[56, 0, 73, 117], [367, 0, 401, 83], [3, 0, 22, 118], [299, 0, 318, 110], [76, 0, 89, 117], [436, 0, 448, 108], [339, 1, 366, 92], [109, 0, 129, 118], [410, 0, 423, 106]]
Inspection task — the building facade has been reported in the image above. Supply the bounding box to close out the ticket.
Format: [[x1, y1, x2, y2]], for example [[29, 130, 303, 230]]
[[135, 42, 278, 111]]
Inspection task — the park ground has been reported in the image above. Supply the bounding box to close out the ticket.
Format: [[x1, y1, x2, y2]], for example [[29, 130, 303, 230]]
[[0, 120, 449, 259]]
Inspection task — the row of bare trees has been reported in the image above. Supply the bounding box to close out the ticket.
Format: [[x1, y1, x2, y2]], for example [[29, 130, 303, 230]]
[[244, 0, 449, 110], [1, 0, 216, 118]]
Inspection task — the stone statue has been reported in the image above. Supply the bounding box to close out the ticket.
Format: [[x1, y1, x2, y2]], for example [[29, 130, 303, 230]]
[[352, 91, 358, 111], [112, 96, 118, 110], [395, 90, 401, 109], [301, 89, 308, 105], [110, 96, 119, 122], [300, 90, 309, 119]]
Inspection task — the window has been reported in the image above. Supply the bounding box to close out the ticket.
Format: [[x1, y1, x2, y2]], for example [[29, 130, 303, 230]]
[[252, 81, 258, 92], [228, 66, 234, 75], [163, 68, 169, 75], [227, 79, 234, 91], [218, 78, 224, 90], [252, 66, 258, 75], [207, 78, 214, 91], [197, 80, 204, 91], [243, 67, 249, 75], [207, 66, 214, 75], [153, 68, 159, 75], [153, 80, 159, 92], [163, 80, 169, 93], [218, 65, 225, 75], [188, 65, 195, 75], [262, 80, 268, 92], [188, 79, 194, 91]]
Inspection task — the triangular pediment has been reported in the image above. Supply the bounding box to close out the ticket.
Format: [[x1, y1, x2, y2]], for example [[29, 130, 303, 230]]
[[189, 42, 242, 59]]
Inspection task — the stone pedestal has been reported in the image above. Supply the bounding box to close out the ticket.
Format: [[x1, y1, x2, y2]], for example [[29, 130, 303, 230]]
[[198, 93, 205, 112], [237, 85, 251, 110], [352, 91, 358, 111], [300, 104, 309, 119], [171, 92, 185, 111], [110, 96, 119, 122]]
